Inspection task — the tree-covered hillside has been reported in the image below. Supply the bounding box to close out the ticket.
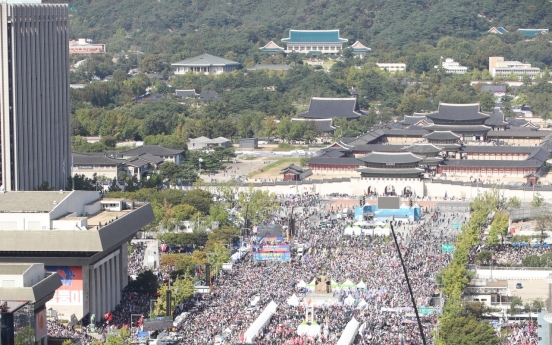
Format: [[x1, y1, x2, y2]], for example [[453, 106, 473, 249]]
[[53, 0, 552, 59]]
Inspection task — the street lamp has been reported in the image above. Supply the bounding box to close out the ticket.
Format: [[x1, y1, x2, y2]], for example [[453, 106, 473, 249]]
[[198, 158, 203, 176]]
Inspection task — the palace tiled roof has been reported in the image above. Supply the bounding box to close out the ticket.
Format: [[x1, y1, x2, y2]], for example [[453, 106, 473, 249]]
[[485, 108, 508, 127], [460, 146, 534, 153], [426, 103, 489, 122], [282, 30, 348, 43], [424, 124, 492, 132], [517, 29, 549, 37], [440, 159, 541, 168], [488, 27, 508, 34], [527, 148, 551, 163], [299, 97, 365, 120], [402, 115, 431, 125], [172, 53, 240, 67], [357, 152, 424, 165], [72, 153, 121, 166], [352, 144, 404, 153], [487, 130, 550, 138], [308, 157, 362, 166], [423, 131, 461, 140], [259, 41, 284, 52], [351, 41, 371, 52], [120, 145, 184, 157], [356, 167, 424, 175], [402, 143, 443, 154], [382, 129, 429, 136], [291, 118, 336, 132]]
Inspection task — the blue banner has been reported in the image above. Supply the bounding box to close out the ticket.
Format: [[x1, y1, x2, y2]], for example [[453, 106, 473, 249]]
[[253, 252, 291, 261]]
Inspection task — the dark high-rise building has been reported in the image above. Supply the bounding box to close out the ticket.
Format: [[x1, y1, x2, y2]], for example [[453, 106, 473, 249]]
[[0, 1, 70, 191]]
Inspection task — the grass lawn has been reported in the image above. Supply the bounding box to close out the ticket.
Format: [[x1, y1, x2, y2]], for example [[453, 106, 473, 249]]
[[323, 60, 336, 70], [247, 158, 302, 178]]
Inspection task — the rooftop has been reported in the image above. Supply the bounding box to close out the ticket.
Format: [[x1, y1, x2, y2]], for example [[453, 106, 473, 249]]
[[282, 29, 348, 43], [259, 41, 284, 51], [423, 131, 461, 140], [0, 263, 33, 275], [172, 53, 240, 67], [72, 152, 122, 166], [351, 41, 371, 51], [357, 152, 424, 165], [299, 97, 364, 120], [121, 145, 184, 157], [426, 103, 489, 122], [0, 191, 70, 213]]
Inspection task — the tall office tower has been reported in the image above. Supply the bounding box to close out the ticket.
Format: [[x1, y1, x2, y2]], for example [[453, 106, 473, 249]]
[[0, 1, 70, 191]]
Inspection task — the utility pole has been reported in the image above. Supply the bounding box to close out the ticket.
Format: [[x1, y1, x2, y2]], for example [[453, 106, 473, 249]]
[[390, 221, 427, 345]]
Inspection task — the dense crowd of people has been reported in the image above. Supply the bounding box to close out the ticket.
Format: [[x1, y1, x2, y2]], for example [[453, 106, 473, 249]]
[[470, 243, 552, 266], [46, 193, 545, 345], [500, 321, 540, 345]]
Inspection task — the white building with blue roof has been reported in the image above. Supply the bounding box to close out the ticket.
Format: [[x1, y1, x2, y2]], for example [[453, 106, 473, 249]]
[[281, 29, 347, 54]]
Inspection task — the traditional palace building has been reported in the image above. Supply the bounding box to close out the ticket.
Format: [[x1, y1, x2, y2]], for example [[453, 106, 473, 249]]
[[308, 103, 552, 188], [281, 30, 348, 54]]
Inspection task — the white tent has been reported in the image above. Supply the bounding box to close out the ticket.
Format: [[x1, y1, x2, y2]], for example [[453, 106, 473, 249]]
[[344, 294, 355, 306], [352, 227, 362, 236], [400, 203, 409, 208], [297, 280, 307, 289], [341, 279, 356, 289], [356, 281, 366, 289], [357, 299, 367, 310], [287, 294, 299, 306], [297, 321, 322, 337], [336, 317, 360, 345], [243, 301, 278, 343], [353, 221, 370, 227], [344, 226, 354, 236]]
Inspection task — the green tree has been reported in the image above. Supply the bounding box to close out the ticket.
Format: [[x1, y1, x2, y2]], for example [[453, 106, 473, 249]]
[[439, 316, 498, 345], [531, 192, 545, 207], [488, 211, 509, 245], [475, 250, 493, 265], [508, 196, 522, 209], [535, 208, 551, 244], [14, 326, 35, 345], [238, 187, 279, 226], [182, 189, 213, 215], [104, 325, 131, 345], [152, 277, 195, 316], [510, 296, 523, 315]]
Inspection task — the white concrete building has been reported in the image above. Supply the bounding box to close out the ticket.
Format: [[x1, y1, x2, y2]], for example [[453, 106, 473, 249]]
[[0, 191, 155, 321], [489, 56, 541, 79], [0, 2, 71, 191], [440, 58, 468, 74], [376, 63, 406, 73]]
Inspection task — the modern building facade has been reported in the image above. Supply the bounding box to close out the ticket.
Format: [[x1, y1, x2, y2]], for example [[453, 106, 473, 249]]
[[0, 2, 71, 191], [376, 63, 406, 73], [69, 38, 106, 54], [489, 56, 541, 79], [440, 58, 468, 74], [0, 263, 62, 345], [0, 191, 155, 322]]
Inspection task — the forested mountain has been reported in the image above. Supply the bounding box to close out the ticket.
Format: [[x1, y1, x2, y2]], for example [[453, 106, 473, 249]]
[[53, 0, 552, 62]]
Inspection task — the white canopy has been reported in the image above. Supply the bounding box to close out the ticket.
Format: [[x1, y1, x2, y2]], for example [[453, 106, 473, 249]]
[[297, 280, 307, 288], [336, 317, 360, 345], [344, 294, 355, 306], [353, 221, 370, 227], [287, 294, 299, 306], [344, 227, 354, 236], [243, 301, 278, 343], [352, 227, 362, 236], [341, 279, 356, 289], [356, 281, 366, 289], [297, 321, 322, 337]]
